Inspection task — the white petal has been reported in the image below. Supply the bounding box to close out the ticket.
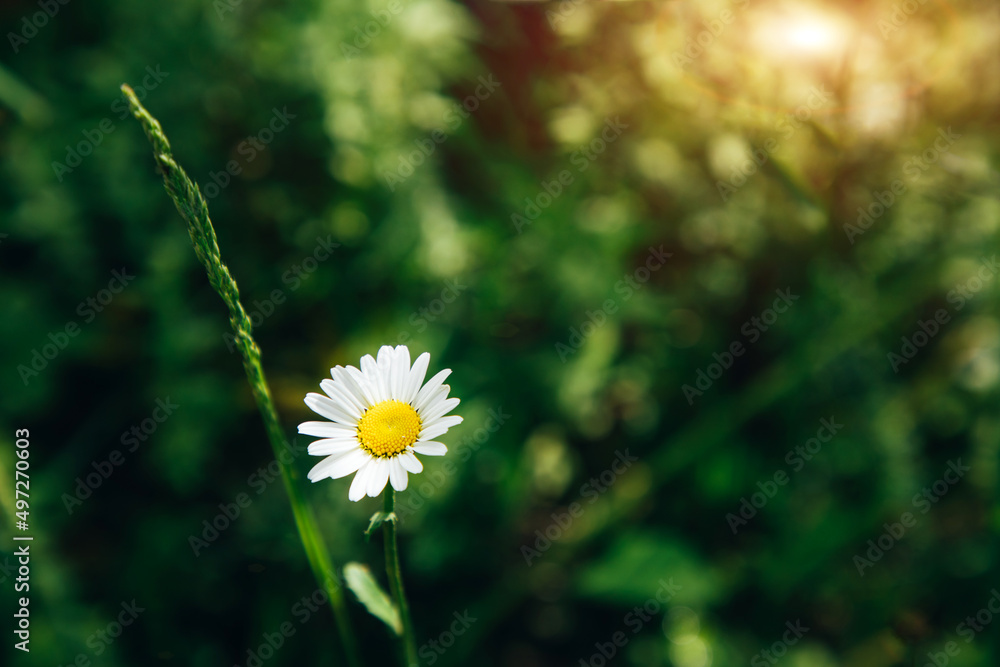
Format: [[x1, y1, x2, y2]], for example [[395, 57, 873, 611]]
[[305, 393, 357, 427], [378, 347, 395, 400], [418, 421, 456, 441], [403, 352, 430, 405], [418, 388, 449, 415], [390, 346, 411, 401], [412, 441, 448, 456], [413, 369, 452, 411], [307, 438, 359, 456], [299, 421, 356, 438], [346, 365, 378, 407], [419, 397, 460, 424], [361, 355, 386, 403], [422, 415, 463, 435], [389, 459, 408, 491], [320, 378, 364, 419], [399, 451, 423, 473], [337, 366, 373, 411], [366, 458, 390, 497], [349, 461, 372, 501], [415, 385, 449, 414], [308, 448, 369, 482]]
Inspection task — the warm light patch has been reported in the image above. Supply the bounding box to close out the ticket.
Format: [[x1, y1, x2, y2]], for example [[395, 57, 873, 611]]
[[754, 10, 851, 59], [357, 400, 422, 458], [787, 21, 839, 52]]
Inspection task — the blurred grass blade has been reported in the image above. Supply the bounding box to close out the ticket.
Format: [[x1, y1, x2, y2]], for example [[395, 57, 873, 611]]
[[119, 84, 361, 667], [344, 562, 403, 635], [0, 63, 51, 125]]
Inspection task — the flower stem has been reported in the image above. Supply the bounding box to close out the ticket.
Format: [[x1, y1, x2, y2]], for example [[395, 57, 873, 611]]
[[383, 490, 418, 666], [120, 84, 362, 667]]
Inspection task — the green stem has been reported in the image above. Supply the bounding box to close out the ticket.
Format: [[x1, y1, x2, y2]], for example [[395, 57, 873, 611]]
[[383, 490, 418, 666], [120, 84, 361, 667]]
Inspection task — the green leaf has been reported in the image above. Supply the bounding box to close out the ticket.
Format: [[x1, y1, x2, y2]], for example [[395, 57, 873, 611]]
[[343, 562, 402, 635]]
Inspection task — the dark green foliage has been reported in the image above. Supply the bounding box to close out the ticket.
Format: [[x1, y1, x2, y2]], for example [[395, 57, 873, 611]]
[[1, 0, 998, 665]]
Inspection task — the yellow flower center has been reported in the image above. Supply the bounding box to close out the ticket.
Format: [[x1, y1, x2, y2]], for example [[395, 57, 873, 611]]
[[356, 400, 422, 458]]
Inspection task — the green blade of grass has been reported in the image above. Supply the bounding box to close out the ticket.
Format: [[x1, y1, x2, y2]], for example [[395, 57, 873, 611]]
[[119, 84, 361, 667]]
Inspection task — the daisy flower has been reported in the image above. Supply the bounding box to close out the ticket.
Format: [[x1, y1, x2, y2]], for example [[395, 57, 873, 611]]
[[299, 345, 462, 501]]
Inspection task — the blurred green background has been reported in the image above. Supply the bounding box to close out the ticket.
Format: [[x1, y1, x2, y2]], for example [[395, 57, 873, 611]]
[[2, 0, 999, 665]]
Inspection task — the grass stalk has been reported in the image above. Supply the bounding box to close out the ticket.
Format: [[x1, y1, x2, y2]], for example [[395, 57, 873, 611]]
[[120, 84, 362, 667]]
